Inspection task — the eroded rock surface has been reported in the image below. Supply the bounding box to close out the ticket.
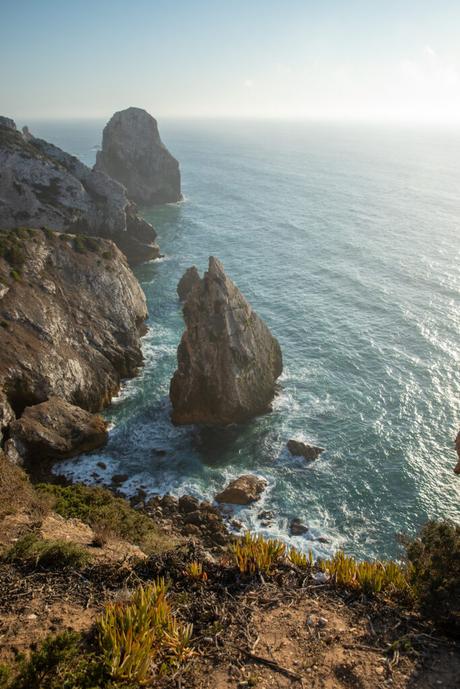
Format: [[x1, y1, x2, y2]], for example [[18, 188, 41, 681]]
[[215, 475, 267, 505], [177, 266, 200, 301], [170, 257, 283, 425], [0, 228, 147, 456], [95, 107, 181, 205], [0, 117, 159, 264], [7, 397, 108, 464]]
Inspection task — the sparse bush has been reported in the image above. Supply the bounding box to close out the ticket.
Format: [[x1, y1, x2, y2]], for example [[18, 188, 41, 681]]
[[5, 533, 90, 570], [231, 532, 286, 575], [405, 520, 460, 633], [99, 579, 193, 683]]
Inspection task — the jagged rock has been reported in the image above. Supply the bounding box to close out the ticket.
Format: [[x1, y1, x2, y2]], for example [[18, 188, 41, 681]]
[[178, 495, 199, 513], [0, 117, 159, 264], [170, 257, 283, 425], [454, 430, 460, 475], [215, 475, 267, 505], [177, 266, 200, 301], [7, 397, 107, 464], [287, 439, 325, 460], [95, 107, 181, 205], [0, 228, 147, 449], [290, 518, 309, 536]]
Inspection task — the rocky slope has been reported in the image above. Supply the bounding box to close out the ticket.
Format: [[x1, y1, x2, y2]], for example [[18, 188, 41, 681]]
[[0, 227, 147, 463], [170, 257, 283, 425], [95, 107, 181, 205], [0, 117, 159, 264]]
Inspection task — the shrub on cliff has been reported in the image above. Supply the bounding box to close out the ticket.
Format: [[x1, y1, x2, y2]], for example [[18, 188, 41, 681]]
[[36, 483, 170, 553], [5, 533, 90, 570], [405, 519, 460, 634]]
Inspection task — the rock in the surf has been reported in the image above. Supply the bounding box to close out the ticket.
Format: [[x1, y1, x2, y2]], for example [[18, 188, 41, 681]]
[[289, 518, 309, 535], [170, 256, 283, 425], [287, 439, 324, 460], [177, 266, 200, 301], [95, 107, 181, 205], [215, 475, 267, 505]]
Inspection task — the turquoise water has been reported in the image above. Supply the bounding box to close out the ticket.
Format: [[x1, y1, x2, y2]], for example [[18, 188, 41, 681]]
[[29, 119, 460, 559]]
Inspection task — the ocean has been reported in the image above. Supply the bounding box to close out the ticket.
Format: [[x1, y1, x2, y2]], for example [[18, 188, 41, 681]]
[[26, 118, 460, 559]]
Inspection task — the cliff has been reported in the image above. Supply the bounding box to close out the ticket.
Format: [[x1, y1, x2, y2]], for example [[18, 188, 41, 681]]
[[170, 257, 283, 425], [0, 118, 160, 264], [0, 227, 147, 461], [95, 107, 181, 205]]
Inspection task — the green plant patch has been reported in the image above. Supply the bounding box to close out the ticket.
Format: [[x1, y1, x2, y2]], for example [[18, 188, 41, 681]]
[[4, 533, 90, 570]]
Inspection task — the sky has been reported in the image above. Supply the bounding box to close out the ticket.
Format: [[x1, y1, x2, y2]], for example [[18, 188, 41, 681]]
[[1, 0, 460, 123]]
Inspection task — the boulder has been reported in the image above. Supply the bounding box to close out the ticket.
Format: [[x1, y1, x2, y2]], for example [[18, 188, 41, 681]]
[[170, 257, 283, 425], [95, 107, 181, 205], [7, 397, 107, 463], [0, 117, 159, 264], [289, 518, 309, 536], [287, 439, 325, 460], [177, 266, 200, 301], [215, 475, 267, 505]]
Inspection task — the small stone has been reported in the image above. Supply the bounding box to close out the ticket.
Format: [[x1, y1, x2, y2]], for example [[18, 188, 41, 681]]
[[287, 439, 325, 460], [27, 613, 38, 620], [111, 473, 129, 485], [290, 518, 309, 536], [257, 510, 274, 520], [215, 475, 267, 505], [178, 495, 199, 514], [97, 461, 107, 470], [318, 617, 328, 628]]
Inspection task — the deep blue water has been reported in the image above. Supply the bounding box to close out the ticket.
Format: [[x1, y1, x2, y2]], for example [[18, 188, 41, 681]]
[[26, 118, 460, 559]]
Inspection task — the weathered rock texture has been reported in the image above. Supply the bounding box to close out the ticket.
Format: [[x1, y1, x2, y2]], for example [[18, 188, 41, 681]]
[[215, 475, 267, 505], [177, 266, 200, 301], [0, 118, 159, 264], [287, 440, 325, 461], [95, 107, 181, 205], [0, 227, 147, 457], [7, 397, 108, 464], [170, 257, 282, 425]]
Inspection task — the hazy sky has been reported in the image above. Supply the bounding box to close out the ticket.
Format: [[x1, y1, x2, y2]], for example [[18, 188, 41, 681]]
[[2, 0, 460, 123]]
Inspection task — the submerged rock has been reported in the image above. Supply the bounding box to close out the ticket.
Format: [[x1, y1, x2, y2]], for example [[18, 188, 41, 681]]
[[287, 439, 325, 460], [215, 475, 267, 505], [7, 397, 107, 464], [95, 107, 181, 205], [290, 518, 309, 536], [0, 117, 159, 264], [177, 266, 200, 301], [170, 256, 283, 425]]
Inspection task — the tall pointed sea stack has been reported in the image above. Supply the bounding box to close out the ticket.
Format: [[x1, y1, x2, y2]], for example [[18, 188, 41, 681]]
[[95, 107, 181, 205], [170, 257, 283, 425]]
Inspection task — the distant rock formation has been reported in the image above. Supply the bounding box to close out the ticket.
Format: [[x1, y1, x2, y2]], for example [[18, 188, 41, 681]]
[[0, 227, 147, 462], [177, 266, 200, 301], [287, 440, 325, 460], [170, 257, 283, 425], [95, 107, 181, 205], [0, 117, 159, 264], [7, 397, 108, 465], [215, 475, 267, 505]]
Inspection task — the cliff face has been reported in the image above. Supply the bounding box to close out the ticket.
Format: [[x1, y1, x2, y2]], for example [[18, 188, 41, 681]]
[[0, 227, 147, 453], [0, 118, 160, 264], [95, 107, 181, 205], [170, 257, 283, 425]]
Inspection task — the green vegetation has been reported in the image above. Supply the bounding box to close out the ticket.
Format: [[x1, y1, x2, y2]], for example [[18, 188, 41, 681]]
[[231, 532, 286, 575], [5, 533, 90, 570], [99, 579, 193, 683], [319, 550, 411, 597], [0, 631, 107, 689], [185, 560, 208, 581], [405, 519, 460, 631], [36, 483, 170, 553], [288, 546, 314, 570], [72, 234, 101, 254]]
